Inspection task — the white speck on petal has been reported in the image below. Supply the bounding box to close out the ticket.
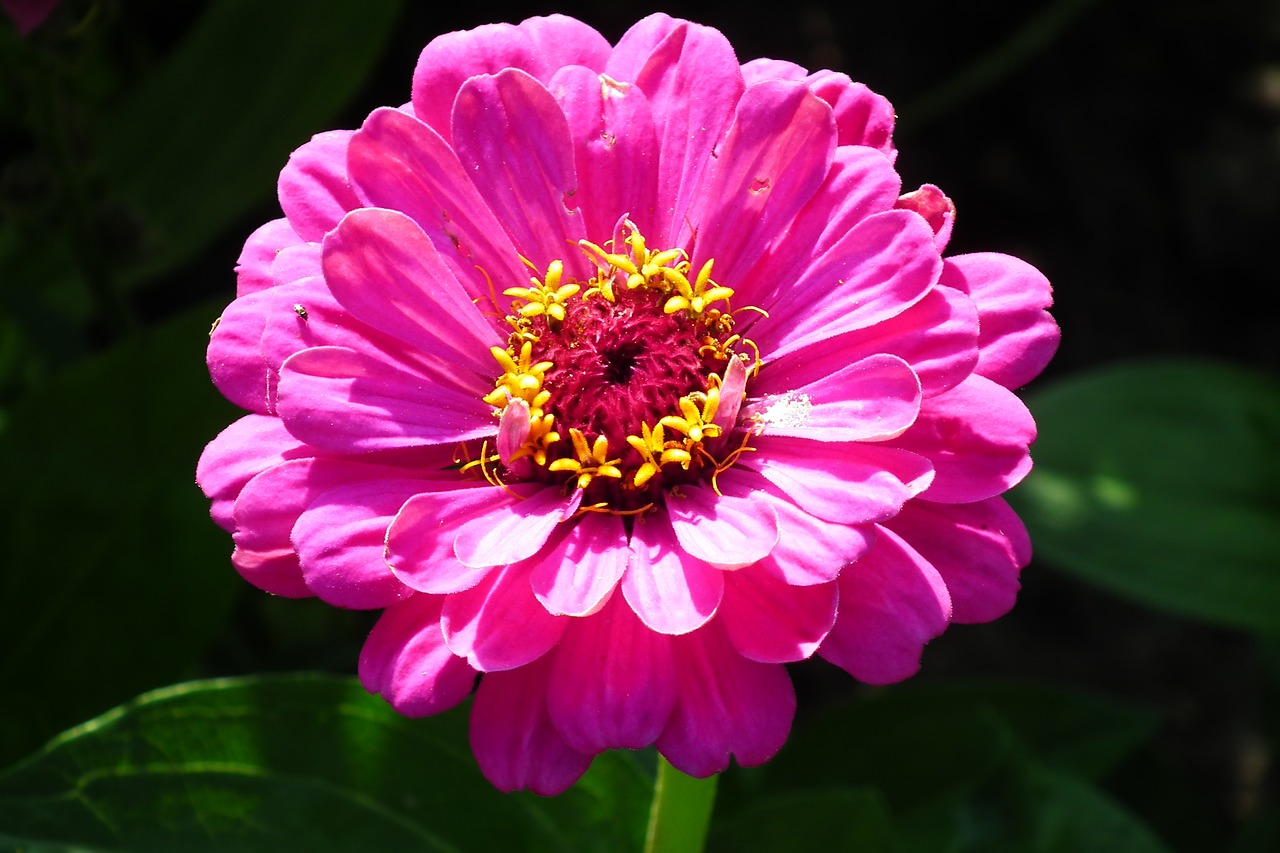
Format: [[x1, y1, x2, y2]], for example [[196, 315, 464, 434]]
[[756, 392, 814, 431]]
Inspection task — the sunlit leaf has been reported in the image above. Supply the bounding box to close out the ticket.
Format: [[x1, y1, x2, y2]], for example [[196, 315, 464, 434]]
[[0, 675, 651, 852], [1011, 359, 1280, 633]]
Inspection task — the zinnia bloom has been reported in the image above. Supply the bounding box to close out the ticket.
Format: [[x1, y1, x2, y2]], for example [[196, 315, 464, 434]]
[[198, 13, 1058, 794]]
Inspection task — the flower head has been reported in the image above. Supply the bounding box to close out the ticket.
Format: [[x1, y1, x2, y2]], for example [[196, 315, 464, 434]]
[[199, 14, 1058, 795]]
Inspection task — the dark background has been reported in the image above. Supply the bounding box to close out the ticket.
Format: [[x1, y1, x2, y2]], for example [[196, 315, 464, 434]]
[[3, 0, 1278, 848]]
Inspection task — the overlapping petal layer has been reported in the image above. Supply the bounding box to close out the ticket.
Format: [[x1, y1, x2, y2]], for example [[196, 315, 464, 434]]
[[198, 11, 1057, 794]]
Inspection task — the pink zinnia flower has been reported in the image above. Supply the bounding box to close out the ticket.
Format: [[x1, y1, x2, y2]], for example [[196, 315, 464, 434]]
[[198, 14, 1058, 795]]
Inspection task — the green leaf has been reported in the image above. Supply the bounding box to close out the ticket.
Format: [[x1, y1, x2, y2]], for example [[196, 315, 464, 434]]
[[0, 675, 652, 853], [898, 762, 1171, 853], [99, 0, 403, 283], [0, 305, 242, 764], [1011, 359, 1280, 633], [708, 788, 893, 852], [755, 681, 1158, 812]]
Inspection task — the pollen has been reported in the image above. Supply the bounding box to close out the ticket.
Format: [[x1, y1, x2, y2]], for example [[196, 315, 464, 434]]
[[467, 222, 762, 512]]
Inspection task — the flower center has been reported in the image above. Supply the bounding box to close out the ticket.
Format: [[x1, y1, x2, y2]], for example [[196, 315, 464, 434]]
[[470, 222, 761, 514]]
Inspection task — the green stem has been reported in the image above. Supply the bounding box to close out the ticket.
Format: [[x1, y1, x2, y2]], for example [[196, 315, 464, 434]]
[[642, 756, 719, 853]]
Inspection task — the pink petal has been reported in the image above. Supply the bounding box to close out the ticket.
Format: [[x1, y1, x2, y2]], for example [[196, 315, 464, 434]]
[[235, 217, 303, 295], [276, 346, 494, 453], [442, 563, 568, 671], [656, 622, 795, 776], [745, 435, 933, 525], [322, 207, 503, 377], [720, 568, 837, 663], [820, 526, 952, 684], [740, 57, 807, 85], [530, 513, 628, 617], [606, 14, 744, 246], [683, 81, 835, 283], [520, 14, 612, 73], [941, 253, 1059, 390], [348, 107, 529, 303], [387, 482, 545, 594], [896, 184, 955, 252], [231, 458, 359, 555], [734, 145, 901, 308], [623, 513, 724, 635], [277, 130, 360, 241], [885, 497, 1030, 623], [665, 478, 778, 569], [710, 355, 749, 436], [293, 478, 429, 609], [546, 594, 677, 752], [751, 484, 876, 585], [470, 656, 593, 795], [452, 485, 578, 568], [749, 209, 941, 361], [744, 353, 921, 443], [889, 374, 1036, 503], [206, 286, 276, 414], [197, 415, 309, 531], [359, 595, 478, 716], [759, 285, 979, 399], [229, 545, 310, 599], [451, 69, 587, 275], [548, 65, 660, 241], [805, 70, 897, 156], [411, 22, 541, 142], [269, 242, 323, 286]]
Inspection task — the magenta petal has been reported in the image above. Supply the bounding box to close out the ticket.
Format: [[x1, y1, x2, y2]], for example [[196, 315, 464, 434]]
[[232, 458, 357, 555], [348, 107, 529, 301], [452, 486, 577, 568], [549, 64, 660, 241], [805, 70, 897, 155], [896, 184, 955, 251], [387, 484, 543, 595], [452, 70, 587, 273], [744, 353, 921, 443], [746, 435, 933, 524], [666, 479, 778, 569], [322, 208, 502, 377], [442, 563, 568, 671], [470, 656, 593, 795], [607, 15, 744, 245], [236, 217, 303, 295], [197, 415, 309, 531], [942, 253, 1059, 390], [657, 622, 795, 776], [684, 81, 835, 283], [277, 130, 360, 242], [293, 478, 429, 609], [206, 287, 276, 414], [760, 285, 978, 399], [752, 210, 941, 361], [411, 23, 539, 142], [230, 546, 310, 599], [720, 568, 837, 663], [530, 513, 627, 616], [276, 346, 493, 453], [546, 594, 677, 752], [359, 595, 477, 716], [623, 513, 724, 634], [753, 485, 875, 585], [520, 14, 611, 73], [820, 526, 952, 684], [891, 374, 1036, 503], [886, 497, 1030, 624]]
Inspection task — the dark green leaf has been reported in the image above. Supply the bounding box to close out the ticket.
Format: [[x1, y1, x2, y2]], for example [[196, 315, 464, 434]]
[[1011, 359, 1280, 632], [0, 304, 242, 764], [897, 762, 1171, 853], [758, 681, 1158, 811], [0, 675, 651, 853], [709, 788, 893, 852], [99, 0, 403, 283]]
